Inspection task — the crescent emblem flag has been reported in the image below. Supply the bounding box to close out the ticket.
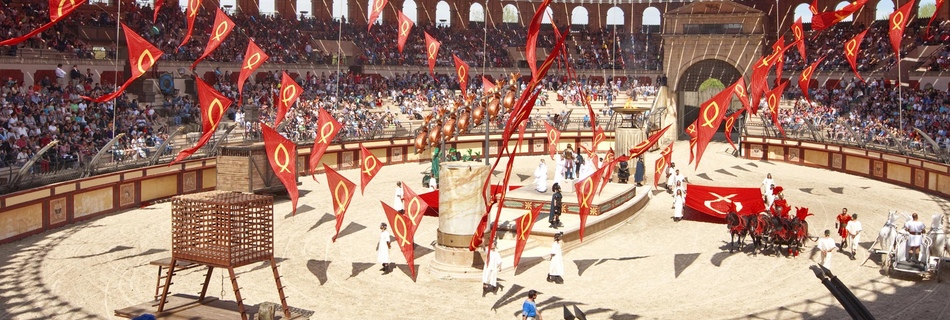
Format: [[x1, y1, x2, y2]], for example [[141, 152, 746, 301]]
[[392, 214, 412, 246], [891, 11, 904, 30], [207, 98, 225, 131], [700, 102, 721, 128], [212, 21, 229, 41], [282, 85, 297, 105], [428, 43, 438, 59], [137, 50, 156, 75], [846, 39, 858, 57], [273, 143, 292, 173], [319, 121, 336, 144], [400, 21, 411, 36], [406, 197, 424, 226], [245, 53, 262, 70], [362, 154, 378, 176]]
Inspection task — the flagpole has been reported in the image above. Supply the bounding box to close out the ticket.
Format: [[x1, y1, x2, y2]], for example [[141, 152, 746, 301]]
[[112, 0, 121, 140], [483, 0, 490, 166], [896, 0, 904, 136], [335, 4, 343, 110]]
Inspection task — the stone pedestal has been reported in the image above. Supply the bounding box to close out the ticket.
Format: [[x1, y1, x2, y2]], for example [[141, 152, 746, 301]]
[[429, 162, 489, 279], [615, 128, 646, 157]]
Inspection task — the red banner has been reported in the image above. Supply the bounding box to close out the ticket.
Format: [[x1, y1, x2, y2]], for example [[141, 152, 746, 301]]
[[574, 165, 606, 242], [544, 122, 560, 160], [402, 184, 429, 236], [275, 72, 302, 127], [360, 143, 383, 194], [844, 28, 869, 82], [453, 54, 470, 97], [799, 55, 825, 103], [685, 185, 766, 218], [367, 0, 388, 31], [153, 0, 164, 22], [592, 126, 606, 152], [171, 77, 230, 165], [731, 78, 752, 116], [191, 8, 234, 70], [309, 109, 342, 178], [483, 76, 495, 93], [654, 142, 673, 190], [810, 0, 819, 14], [178, 0, 201, 49], [928, 0, 946, 34], [766, 80, 790, 138], [597, 148, 616, 195], [525, 0, 553, 80], [749, 57, 769, 115], [772, 36, 786, 83], [325, 165, 356, 242], [628, 124, 671, 159], [792, 18, 807, 61], [397, 11, 413, 54], [513, 205, 543, 269], [262, 123, 299, 215], [238, 40, 269, 99], [889, 0, 914, 58], [723, 109, 743, 151], [812, 0, 867, 32], [694, 81, 737, 169], [381, 201, 417, 280], [424, 32, 441, 78], [82, 24, 163, 103], [686, 122, 697, 164]]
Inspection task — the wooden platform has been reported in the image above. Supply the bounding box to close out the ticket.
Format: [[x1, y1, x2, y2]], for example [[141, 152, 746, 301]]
[[115, 294, 309, 320], [501, 180, 637, 216]]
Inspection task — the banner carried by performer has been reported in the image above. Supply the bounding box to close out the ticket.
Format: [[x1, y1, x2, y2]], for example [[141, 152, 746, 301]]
[[544, 122, 560, 160], [381, 201, 417, 280], [685, 185, 766, 218], [513, 205, 543, 270]]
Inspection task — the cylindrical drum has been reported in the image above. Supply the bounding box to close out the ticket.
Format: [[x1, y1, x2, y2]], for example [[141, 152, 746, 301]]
[[437, 163, 489, 248], [614, 128, 646, 156]]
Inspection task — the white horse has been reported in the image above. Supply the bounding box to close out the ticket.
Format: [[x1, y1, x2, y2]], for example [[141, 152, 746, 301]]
[[874, 211, 900, 254], [929, 213, 950, 258]]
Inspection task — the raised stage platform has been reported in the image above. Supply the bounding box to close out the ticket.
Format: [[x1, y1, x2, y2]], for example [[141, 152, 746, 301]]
[[487, 181, 650, 272], [115, 294, 309, 319]]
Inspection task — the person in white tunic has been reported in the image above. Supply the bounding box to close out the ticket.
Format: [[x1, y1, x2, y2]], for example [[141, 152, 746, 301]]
[[761, 173, 774, 196], [377, 223, 393, 273], [553, 154, 565, 185], [428, 174, 437, 191], [845, 214, 862, 260], [393, 182, 405, 213], [547, 233, 565, 284], [765, 184, 776, 211], [534, 159, 548, 193], [905, 213, 927, 263], [666, 162, 677, 192], [672, 189, 685, 222], [482, 244, 503, 293], [817, 230, 837, 269]]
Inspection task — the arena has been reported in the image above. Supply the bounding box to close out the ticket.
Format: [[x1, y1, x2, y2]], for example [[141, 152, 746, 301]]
[[1, 0, 949, 319]]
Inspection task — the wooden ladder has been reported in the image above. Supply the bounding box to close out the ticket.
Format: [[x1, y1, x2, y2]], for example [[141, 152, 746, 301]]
[[270, 258, 292, 319]]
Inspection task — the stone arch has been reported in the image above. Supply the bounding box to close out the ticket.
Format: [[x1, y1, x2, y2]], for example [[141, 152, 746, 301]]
[[436, 0, 451, 27], [542, 7, 553, 24], [835, 1, 854, 21], [793, 3, 813, 23], [876, 0, 895, 20], [502, 4, 519, 24], [470, 2, 484, 22], [403, 0, 418, 23], [675, 58, 743, 132], [606, 6, 624, 26], [571, 6, 589, 25], [642, 7, 661, 26]]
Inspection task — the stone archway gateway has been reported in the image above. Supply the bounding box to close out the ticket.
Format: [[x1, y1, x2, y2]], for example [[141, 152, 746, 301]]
[[661, 1, 767, 137]]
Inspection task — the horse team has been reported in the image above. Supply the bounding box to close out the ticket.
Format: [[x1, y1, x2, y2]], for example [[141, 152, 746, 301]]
[[726, 206, 811, 257]]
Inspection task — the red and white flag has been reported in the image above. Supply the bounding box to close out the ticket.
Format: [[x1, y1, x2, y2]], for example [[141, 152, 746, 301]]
[[685, 185, 766, 218]]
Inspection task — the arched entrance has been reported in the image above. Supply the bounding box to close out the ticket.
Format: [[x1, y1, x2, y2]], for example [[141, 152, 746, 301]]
[[676, 59, 742, 138]]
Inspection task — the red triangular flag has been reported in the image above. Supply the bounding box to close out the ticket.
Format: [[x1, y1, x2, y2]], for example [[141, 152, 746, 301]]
[[367, 0, 388, 31], [453, 54, 470, 97], [50, 0, 87, 21], [424, 32, 441, 78], [628, 124, 672, 159], [325, 165, 356, 242], [888, 0, 915, 58], [812, 0, 868, 31], [513, 205, 543, 269], [544, 122, 560, 160], [654, 142, 673, 190], [694, 81, 739, 169], [396, 11, 413, 54], [237, 40, 269, 100], [309, 109, 342, 178], [152, 0, 164, 22], [799, 55, 826, 103], [723, 109, 744, 151], [575, 165, 606, 242], [402, 183, 429, 235], [592, 126, 606, 152], [178, 0, 201, 49], [482, 76, 496, 93], [81, 24, 164, 103], [170, 77, 230, 165], [685, 122, 697, 164], [275, 72, 302, 127], [844, 28, 869, 82], [359, 143, 383, 194], [262, 123, 299, 215], [732, 78, 752, 115], [766, 81, 790, 138], [381, 201, 417, 280], [792, 18, 807, 61], [525, 0, 553, 80], [191, 8, 234, 70]]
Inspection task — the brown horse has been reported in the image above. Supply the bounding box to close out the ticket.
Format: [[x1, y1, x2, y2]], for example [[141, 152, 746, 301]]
[[749, 213, 772, 256], [726, 211, 750, 253]]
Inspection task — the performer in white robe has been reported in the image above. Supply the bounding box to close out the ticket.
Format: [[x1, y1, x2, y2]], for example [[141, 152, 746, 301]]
[[482, 244, 502, 292], [673, 189, 685, 222], [553, 154, 565, 185], [547, 233, 565, 283], [905, 213, 927, 263], [394, 182, 405, 213], [845, 214, 862, 260], [377, 223, 392, 272], [761, 173, 775, 196], [535, 159, 548, 192], [578, 161, 595, 181], [817, 229, 837, 269]]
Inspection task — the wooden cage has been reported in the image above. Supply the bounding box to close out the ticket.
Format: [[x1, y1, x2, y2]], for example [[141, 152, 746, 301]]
[[171, 191, 274, 268]]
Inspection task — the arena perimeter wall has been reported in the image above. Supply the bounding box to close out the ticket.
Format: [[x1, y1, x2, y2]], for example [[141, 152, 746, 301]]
[[742, 136, 950, 197], [0, 130, 613, 244]]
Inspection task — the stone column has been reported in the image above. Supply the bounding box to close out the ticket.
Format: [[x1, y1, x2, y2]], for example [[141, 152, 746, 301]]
[[430, 162, 489, 279]]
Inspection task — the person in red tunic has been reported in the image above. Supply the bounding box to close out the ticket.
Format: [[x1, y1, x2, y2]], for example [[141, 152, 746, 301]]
[[835, 208, 851, 248]]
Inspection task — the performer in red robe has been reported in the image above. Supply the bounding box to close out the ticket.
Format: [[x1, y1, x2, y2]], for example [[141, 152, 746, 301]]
[[836, 208, 852, 247]]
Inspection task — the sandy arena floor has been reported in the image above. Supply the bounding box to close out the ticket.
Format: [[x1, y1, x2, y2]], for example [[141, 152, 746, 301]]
[[2, 141, 949, 320]]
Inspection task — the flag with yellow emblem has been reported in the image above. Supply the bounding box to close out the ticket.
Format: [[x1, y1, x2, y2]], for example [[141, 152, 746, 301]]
[[513, 205, 544, 269], [381, 201, 417, 280], [693, 81, 739, 169], [170, 77, 229, 165], [889, 0, 914, 58], [275, 72, 302, 127], [766, 81, 790, 138], [544, 122, 560, 160], [82, 24, 163, 103], [238, 40, 269, 100], [844, 28, 869, 82], [191, 8, 234, 70], [654, 142, 673, 190], [360, 143, 383, 194], [453, 54, 470, 96], [309, 109, 342, 178], [262, 123, 299, 215], [0, 0, 87, 46], [424, 32, 441, 78], [325, 165, 356, 242], [397, 11, 413, 54], [575, 165, 607, 242]]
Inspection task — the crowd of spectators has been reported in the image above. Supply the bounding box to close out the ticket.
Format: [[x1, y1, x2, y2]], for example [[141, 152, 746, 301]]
[[773, 77, 950, 154]]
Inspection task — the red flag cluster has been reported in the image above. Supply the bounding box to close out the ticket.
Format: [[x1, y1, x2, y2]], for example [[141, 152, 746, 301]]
[[82, 24, 163, 103]]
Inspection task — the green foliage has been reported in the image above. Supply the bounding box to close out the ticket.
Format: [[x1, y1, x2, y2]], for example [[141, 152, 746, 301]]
[[919, 3, 936, 18], [698, 78, 726, 92]]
